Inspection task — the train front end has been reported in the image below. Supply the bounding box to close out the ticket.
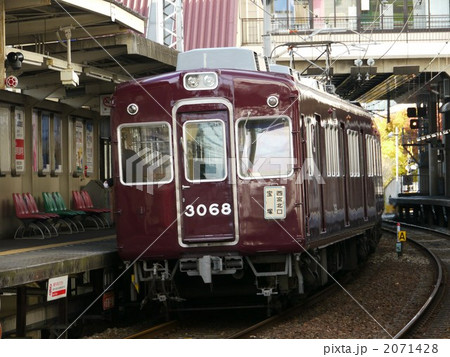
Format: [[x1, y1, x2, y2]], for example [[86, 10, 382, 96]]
[[111, 48, 306, 303]]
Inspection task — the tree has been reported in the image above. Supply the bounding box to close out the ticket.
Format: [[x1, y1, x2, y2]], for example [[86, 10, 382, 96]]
[[374, 109, 410, 188]]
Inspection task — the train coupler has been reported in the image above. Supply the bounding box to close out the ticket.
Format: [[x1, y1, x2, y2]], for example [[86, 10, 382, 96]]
[[257, 288, 278, 297], [152, 294, 185, 303], [179, 255, 243, 284]]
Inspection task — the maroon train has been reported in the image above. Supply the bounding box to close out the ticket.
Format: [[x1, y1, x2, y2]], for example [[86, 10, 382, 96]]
[[111, 47, 383, 309]]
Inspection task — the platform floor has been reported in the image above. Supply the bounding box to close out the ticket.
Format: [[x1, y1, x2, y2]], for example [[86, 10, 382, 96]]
[[0, 228, 119, 289]]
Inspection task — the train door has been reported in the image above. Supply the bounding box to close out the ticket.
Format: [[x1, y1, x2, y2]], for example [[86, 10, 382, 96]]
[[303, 115, 325, 236], [315, 114, 326, 232], [299, 115, 310, 235], [174, 101, 237, 245]]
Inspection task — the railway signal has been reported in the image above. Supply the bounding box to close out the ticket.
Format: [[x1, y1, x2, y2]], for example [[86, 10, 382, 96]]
[[410, 119, 419, 129]]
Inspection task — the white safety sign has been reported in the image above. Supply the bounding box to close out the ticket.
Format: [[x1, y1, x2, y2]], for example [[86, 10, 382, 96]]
[[47, 276, 68, 301]]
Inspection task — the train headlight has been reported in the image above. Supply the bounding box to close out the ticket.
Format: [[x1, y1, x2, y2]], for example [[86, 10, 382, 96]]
[[184, 72, 218, 91], [203, 74, 217, 88], [185, 74, 200, 88]]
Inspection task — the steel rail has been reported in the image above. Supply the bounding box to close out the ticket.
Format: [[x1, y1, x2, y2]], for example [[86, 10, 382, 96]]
[[227, 281, 342, 339], [382, 219, 445, 338], [124, 320, 179, 339]]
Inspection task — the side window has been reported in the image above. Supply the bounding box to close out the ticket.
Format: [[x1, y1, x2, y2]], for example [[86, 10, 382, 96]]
[[366, 134, 373, 177], [237, 116, 293, 178], [325, 123, 340, 177], [119, 123, 173, 185], [53, 115, 63, 173], [333, 126, 340, 176], [348, 129, 360, 177], [41, 113, 50, 173], [305, 117, 316, 177], [365, 134, 381, 177], [32, 112, 64, 176], [376, 139, 382, 176], [325, 124, 331, 176]]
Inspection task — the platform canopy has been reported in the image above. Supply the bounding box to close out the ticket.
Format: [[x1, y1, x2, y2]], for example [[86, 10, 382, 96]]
[[1, 0, 177, 111]]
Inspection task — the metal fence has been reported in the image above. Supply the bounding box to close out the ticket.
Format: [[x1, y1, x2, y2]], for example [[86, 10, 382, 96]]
[[241, 16, 450, 45]]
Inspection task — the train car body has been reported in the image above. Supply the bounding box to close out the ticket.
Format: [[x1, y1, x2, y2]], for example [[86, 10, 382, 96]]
[[111, 48, 383, 306]]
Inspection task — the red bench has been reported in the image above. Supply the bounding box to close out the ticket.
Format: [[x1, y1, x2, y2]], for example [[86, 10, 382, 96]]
[[12, 193, 57, 239], [72, 191, 110, 229]]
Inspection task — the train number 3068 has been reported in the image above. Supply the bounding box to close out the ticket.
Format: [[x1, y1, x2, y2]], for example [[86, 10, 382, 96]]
[[185, 203, 232, 217]]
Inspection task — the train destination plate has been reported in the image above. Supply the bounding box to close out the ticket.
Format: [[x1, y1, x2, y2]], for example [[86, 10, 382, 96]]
[[264, 186, 286, 220]]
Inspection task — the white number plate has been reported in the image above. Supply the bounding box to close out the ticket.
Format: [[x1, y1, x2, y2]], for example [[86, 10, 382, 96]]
[[185, 203, 232, 217]]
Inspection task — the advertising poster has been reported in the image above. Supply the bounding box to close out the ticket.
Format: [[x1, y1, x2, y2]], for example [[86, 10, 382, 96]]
[[0, 107, 11, 172], [75, 120, 84, 174], [14, 108, 25, 173], [86, 121, 94, 174]]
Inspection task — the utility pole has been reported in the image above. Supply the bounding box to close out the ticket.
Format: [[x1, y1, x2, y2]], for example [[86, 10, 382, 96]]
[[0, 0, 5, 90], [262, 0, 272, 58], [395, 126, 399, 195]]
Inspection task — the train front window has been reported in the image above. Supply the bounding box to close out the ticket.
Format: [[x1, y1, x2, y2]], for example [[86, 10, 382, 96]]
[[236, 116, 293, 179], [118, 123, 173, 185], [183, 120, 227, 182]]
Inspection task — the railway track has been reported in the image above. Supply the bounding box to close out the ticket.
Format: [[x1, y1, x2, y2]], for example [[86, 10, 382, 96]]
[[121, 226, 445, 339], [124, 283, 342, 339], [124, 321, 179, 339], [382, 220, 449, 338], [226, 282, 342, 339], [229, 223, 447, 339]]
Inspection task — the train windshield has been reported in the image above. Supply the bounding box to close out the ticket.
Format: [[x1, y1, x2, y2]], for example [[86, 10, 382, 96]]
[[236, 116, 293, 179], [183, 120, 227, 182], [118, 123, 173, 185]]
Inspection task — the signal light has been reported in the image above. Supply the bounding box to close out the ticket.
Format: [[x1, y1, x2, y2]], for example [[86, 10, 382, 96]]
[[410, 119, 419, 129], [407, 107, 416, 118], [6, 52, 24, 70], [417, 107, 427, 117]]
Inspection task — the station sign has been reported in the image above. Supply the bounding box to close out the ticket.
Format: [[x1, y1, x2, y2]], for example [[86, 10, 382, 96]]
[[47, 276, 68, 301], [100, 94, 113, 116]]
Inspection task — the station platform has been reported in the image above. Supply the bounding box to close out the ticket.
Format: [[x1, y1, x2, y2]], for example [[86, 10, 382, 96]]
[[389, 195, 450, 207], [0, 229, 119, 289], [389, 195, 450, 227]]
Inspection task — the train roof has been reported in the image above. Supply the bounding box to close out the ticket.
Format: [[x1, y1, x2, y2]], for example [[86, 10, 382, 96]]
[[177, 47, 269, 71], [119, 47, 370, 119], [177, 48, 332, 94]]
